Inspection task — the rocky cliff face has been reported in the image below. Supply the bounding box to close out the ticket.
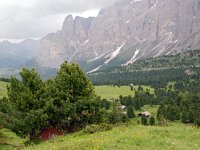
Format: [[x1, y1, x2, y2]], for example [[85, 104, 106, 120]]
[[36, 0, 200, 72]]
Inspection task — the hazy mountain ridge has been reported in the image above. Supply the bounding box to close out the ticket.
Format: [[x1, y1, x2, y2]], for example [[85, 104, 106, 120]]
[[0, 39, 39, 68], [35, 0, 200, 72]]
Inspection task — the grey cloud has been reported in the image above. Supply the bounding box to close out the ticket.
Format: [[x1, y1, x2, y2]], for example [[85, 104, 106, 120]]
[[32, 0, 115, 15], [0, 0, 116, 40]]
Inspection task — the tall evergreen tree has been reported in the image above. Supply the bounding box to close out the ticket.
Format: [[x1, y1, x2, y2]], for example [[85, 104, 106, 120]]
[[134, 98, 141, 110], [181, 108, 189, 123], [127, 105, 135, 118], [2, 68, 47, 139], [166, 104, 180, 121], [141, 116, 148, 125], [149, 116, 156, 126], [157, 103, 166, 121], [46, 62, 99, 130]]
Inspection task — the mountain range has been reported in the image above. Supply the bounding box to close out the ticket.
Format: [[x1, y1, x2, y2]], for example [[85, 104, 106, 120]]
[[0, 39, 38, 68], [1, 0, 200, 77]]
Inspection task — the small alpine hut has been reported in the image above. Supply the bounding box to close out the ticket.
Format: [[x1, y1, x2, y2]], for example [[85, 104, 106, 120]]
[[119, 105, 126, 110], [138, 111, 151, 118]]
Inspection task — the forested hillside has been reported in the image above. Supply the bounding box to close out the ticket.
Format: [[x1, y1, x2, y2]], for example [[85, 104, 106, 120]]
[[89, 50, 200, 87]]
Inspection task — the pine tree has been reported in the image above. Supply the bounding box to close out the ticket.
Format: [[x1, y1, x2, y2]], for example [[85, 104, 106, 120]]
[[126, 95, 133, 106], [181, 108, 189, 123], [141, 116, 148, 125], [3, 68, 47, 139], [134, 98, 141, 110], [149, 116, 155, 126], [194, 117, 200, 127], [138, 85, 143, 91], [157, 103, 166, 121], [130, 85, 133, 91], [127, 105, 135, 118], [48, 61, 99, 130]]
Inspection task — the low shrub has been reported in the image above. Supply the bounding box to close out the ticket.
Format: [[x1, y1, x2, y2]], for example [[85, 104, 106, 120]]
[[149, 116, 156, 126], [83, 123, 112, 134], [194, 117, 200, 127]]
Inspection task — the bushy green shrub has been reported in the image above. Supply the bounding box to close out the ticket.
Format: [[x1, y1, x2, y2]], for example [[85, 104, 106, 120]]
[[194, 117, 200, 127], [149, 116, 155, 126], [127, 105, 135, 118], [107, 110, 129, 124], [141, 116, 148, 126], [83, 123, 112, 134], [121, 114, 129, 123]]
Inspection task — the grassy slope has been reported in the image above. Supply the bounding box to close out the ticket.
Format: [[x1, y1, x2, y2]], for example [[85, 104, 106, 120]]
[[0, 128, 26, 150], [25, 105, 200, 150], [1, 84, 199, 150], [1, 103, 199, 150], [0, 81, 8, 98], [95, 85, 154, 100], [25, 122, 200, 150]]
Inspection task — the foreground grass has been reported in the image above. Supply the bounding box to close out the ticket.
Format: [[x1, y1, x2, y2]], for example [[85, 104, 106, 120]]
[[95, 85, 154, 100], [0, 81, 9, 98], [25, 122, 200, 150], [1, 105, 199, 150], [0, 128, 26, 150]]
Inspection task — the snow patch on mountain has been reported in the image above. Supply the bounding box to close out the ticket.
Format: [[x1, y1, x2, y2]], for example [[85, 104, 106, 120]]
[[154, 47, 166, 57], [87, 65, 102, 74], [88, 54, 105, 62], [83, 39, 89, 44], [126, 19, 131, 23], [104, 42, 126, 65], [165, 39, 179, 55], [130, 0, 142, 4], [123, 49, 140, 66]]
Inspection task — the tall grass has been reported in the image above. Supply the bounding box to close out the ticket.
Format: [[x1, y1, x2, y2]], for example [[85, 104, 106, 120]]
[[25, 122, 200, 150]]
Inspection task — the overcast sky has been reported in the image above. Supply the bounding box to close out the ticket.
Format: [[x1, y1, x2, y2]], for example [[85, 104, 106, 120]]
[[0, 0, 116, 42]]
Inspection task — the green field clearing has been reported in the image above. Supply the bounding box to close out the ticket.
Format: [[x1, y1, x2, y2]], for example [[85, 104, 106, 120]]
[[95, 85, 154, 100], [0, 81, 9, 98]]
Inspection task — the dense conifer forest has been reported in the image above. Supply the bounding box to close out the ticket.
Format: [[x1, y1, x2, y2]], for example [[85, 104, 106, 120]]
[[89, 50, 200, 88]]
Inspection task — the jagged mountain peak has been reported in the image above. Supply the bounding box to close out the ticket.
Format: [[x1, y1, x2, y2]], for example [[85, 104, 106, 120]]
[[35, 0, 200, 72]]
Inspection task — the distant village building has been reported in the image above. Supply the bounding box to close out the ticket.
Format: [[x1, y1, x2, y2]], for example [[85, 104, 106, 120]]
[[138, 111, 151, 118], [184, 69, 197, 76], [119, 105, 126, 110]]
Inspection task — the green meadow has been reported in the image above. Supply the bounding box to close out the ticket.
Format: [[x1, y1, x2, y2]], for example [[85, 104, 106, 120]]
[[95, 85, 154, 100]]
